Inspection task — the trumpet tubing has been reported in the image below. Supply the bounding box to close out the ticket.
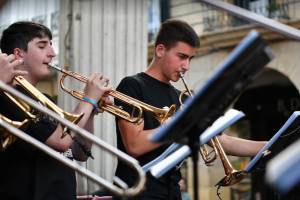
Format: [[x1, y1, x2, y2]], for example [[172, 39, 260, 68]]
[[50, 64, 177, 124], [213, 137, 247, 187], [14, 76, 84, 125], [179, 72, 245, 186], [179, 72, 218, 164], [2, 91, 36, 120]]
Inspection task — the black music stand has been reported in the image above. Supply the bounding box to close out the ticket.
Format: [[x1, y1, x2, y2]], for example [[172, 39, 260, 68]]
[[150, 30, 274, 200]]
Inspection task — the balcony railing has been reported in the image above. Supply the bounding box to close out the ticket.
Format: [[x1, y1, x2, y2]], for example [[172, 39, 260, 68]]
[[163, 0, 300, 37]]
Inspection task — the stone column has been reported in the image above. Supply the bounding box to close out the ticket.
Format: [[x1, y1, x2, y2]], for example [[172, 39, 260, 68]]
[[59, 0, 148, 194]]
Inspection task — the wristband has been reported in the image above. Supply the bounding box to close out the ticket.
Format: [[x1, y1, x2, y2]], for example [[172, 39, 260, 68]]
[[82, 97, 98, 110]]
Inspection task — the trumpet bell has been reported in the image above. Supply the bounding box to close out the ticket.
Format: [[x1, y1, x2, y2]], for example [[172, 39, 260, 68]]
[[0, 115, 29, 151], [62, 111, 84, 125], [156, 104, 177, 124], [215, 170, 247, 187]]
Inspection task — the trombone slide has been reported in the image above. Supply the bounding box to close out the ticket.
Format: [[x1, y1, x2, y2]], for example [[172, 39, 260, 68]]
[[0, 81, 146, 197]]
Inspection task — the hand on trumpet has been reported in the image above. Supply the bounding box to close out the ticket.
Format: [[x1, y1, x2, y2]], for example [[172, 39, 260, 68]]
[[0, 53, 27, 84], [83, 73, 112, 113]]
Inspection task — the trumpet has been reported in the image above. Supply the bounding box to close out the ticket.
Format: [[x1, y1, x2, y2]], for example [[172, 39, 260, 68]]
[[49, 64, 176, 124], [179, 72, 246, 186], [0, 81, 146, 197], [0, 114, 29, 150], [179, 72, 218, 164], [13, 75, 84, 124], [0, 75, 85, 149]]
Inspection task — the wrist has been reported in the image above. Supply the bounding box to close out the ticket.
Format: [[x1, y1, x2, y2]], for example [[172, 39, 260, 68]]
[[82, 96, 98, 111]]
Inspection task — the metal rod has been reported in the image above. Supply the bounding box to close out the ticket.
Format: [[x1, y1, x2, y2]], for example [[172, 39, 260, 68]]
[[0, 81, 146, 197], [200, 0, 300, 41]]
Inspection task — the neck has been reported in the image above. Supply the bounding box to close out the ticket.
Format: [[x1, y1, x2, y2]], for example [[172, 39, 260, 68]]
[[20, 74, 38, 86], [145, 59, 170, 84]]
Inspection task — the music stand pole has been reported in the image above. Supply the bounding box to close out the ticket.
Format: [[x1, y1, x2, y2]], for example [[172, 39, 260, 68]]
[[189, 136, 200, 200]]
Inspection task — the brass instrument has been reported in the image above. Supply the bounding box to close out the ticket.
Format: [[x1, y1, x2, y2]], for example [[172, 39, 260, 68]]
[[179, 72, 218, 164], [49, 64, 176, 124], [13, 76, 84, 125], [0, 114, 28, 150], [0, 87, 35, 150], [0, 81, 146, 197], [212, 137, 246, 187], [179, 72, 245, 186]]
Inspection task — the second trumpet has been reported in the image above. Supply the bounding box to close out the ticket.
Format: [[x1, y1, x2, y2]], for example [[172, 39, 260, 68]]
[[49, 65, 176, 124]]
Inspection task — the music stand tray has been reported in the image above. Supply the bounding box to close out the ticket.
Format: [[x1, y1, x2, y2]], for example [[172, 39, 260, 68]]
[[261, 111, 300, 194], [147, 109, 245, 177], [245, 111, 300, 173]]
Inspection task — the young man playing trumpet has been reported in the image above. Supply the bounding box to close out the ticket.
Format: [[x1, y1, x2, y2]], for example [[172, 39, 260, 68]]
[[114, 19, 266, 200], [0, 21, 111, 200]]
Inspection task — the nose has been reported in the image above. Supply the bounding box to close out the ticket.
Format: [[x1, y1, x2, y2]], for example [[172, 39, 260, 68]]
[[48, 46, 56, 58], [181, 59, 190, 72]]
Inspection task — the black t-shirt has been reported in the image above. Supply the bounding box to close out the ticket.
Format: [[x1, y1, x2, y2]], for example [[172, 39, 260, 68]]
[[0, 86, 76, 200], [115, 72, 182, 199]]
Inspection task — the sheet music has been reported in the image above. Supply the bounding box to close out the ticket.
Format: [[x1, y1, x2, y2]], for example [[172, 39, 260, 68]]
[[145, 109, 245, 176], [245, 111, 300, 172]]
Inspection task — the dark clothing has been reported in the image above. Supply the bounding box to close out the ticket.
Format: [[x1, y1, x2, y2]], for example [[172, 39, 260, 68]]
[[115, 72, 182, 200], [0, 86, 76, 200]]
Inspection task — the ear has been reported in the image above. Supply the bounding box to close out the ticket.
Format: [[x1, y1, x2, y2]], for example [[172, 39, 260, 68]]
[[13, 48, 24, 59], [155, 44, 166, 58]]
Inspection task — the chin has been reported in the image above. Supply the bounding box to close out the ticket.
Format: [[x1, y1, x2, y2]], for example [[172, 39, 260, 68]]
[[39, 70, 51, 79], [173, 77, 180, 82]]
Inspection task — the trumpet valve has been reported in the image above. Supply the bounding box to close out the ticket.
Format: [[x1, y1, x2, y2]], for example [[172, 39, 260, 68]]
[[157, 104, 177, 124]]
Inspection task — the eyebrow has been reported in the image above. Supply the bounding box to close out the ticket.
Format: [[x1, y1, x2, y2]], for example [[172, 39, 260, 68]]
[[178, 52, 194, 59], [36, 40, 52, 46]]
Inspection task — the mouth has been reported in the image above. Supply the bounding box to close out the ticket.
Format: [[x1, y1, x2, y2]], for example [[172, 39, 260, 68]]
[[43, 62, 50, 67]]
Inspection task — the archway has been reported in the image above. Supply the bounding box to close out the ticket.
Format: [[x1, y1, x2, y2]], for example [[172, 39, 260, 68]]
[[233, 67, 300, 200]]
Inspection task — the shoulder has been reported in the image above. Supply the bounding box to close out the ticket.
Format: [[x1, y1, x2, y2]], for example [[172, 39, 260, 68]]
[[118, 73, 144, 86], [117, 73, 144, 92], [116, 73, 145, 100]]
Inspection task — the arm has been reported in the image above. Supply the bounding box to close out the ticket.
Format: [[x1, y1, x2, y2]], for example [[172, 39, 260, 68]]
[[115, 76, 164, 158], [118, 119, 162, 158], [218, 133, 266, 157], [45, 73, 111, 161]]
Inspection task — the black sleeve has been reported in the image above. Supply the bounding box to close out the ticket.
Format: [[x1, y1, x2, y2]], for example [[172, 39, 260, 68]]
[[25, 115, 58, 143], [0, 90, 58, 143], [114, 76, 143, 121], [24, 93, 58, 142]]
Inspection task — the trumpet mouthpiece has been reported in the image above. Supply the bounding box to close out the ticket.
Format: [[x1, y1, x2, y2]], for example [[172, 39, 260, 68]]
[[179, 72, 184, 78], [48, 64, 63, 72]]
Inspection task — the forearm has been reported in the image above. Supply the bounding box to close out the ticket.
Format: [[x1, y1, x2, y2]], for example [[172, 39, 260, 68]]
[[70, 101, 96, 160], [218, 134, 266, 157], [118, 120, 162, 158], [126, 129, 162, 158]]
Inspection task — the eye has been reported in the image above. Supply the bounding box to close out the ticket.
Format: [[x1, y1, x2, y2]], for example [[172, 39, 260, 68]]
[[38, 45, 46, 49], [178, 53, 188, 60]]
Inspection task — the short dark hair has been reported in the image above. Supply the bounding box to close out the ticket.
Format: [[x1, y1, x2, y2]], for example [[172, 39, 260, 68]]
[[155, 19, 200, 49], [0, 21, 52, 54]]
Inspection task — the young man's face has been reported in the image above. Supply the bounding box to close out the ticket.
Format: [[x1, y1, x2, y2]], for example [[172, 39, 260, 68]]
[[159, 41, 197, 82], [20, 36, 55, 82]]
